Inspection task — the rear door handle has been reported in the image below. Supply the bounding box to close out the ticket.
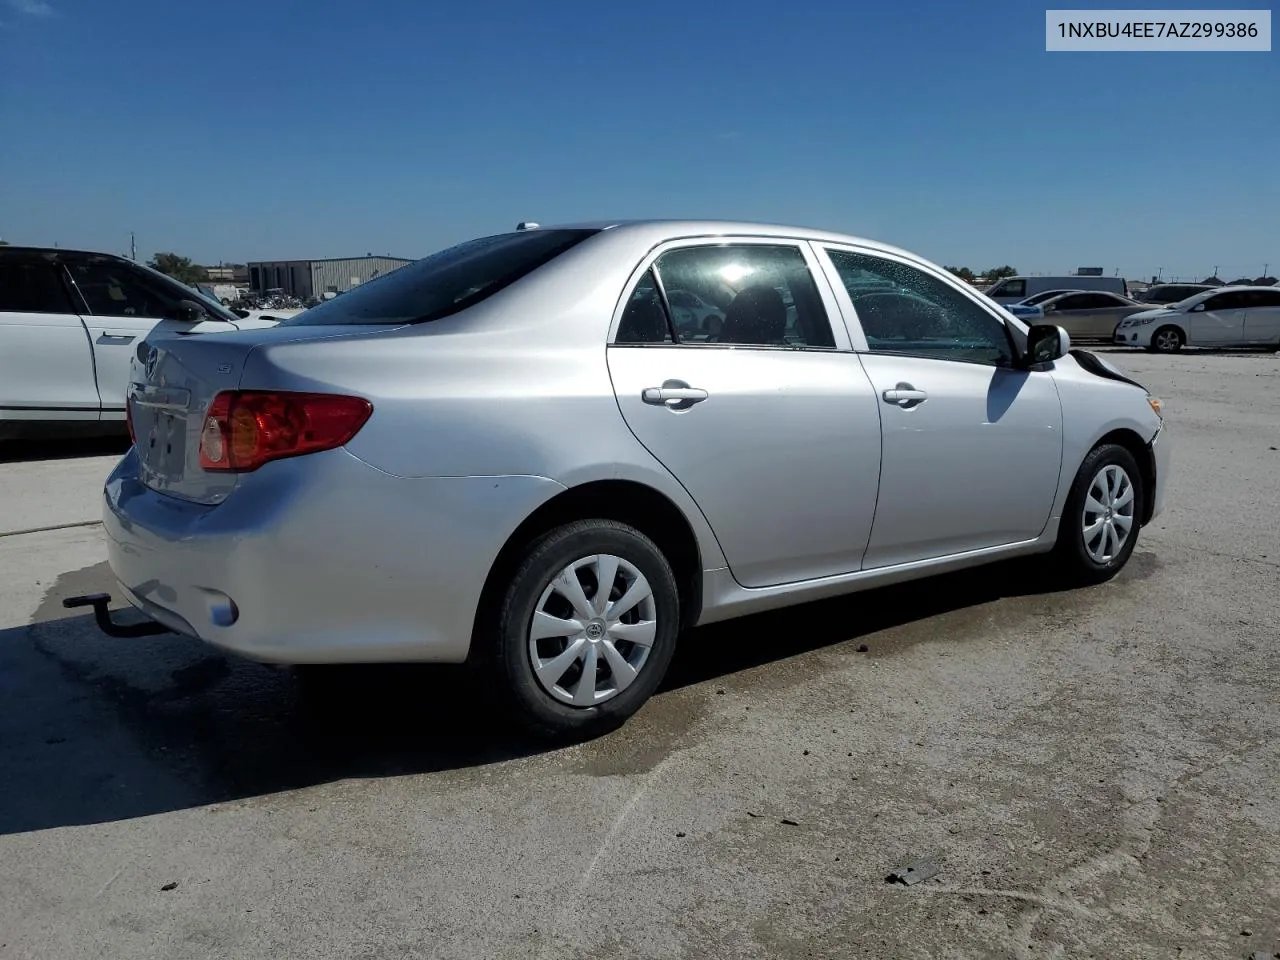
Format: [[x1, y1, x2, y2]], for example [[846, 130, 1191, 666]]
[[882, 384, 928, 406], [642, 380, 708, 409]]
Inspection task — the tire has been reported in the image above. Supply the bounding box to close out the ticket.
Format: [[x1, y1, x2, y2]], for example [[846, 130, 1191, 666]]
[[484, 519, 680, 740], [1151, 325, 1184, 353], [1053, 443, 1145, 586]]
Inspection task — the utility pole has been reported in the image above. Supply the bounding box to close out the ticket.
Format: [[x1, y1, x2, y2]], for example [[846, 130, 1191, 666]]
[[1156, 267, 1163, 281], [130, 232, 136, 261]]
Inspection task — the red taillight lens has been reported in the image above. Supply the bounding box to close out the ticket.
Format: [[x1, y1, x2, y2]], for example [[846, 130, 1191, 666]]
[[198, 391, 373, 472], [126, 396, 136, 445]]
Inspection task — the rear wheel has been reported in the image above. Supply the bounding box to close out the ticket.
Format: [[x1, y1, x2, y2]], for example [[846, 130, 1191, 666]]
[[1053, 444, 1144, 585], [485, 520, 680, 740], [1151, 325, 1184, 353]]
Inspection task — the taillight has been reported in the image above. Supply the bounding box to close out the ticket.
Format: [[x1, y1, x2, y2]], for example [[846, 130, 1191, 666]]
[[198, 391, 373, 472], [126, 396, 136, 445]]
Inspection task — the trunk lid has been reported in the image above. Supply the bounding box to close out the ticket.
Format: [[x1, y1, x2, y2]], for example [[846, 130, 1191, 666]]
[[129, 324, 381, 504]]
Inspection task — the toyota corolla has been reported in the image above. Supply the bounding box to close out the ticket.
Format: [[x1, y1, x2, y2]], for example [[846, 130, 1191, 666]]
[[91, 220, 1170, 738]]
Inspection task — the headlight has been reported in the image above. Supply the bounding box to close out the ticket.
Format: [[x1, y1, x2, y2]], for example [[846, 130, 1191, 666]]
[[1130, 315, 1159, 326]]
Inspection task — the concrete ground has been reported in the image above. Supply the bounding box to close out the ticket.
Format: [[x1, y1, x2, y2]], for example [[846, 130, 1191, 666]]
[[0, 351, 1277, 960]]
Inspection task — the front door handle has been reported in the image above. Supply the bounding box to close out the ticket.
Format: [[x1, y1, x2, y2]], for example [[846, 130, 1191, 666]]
[[642, 380, 708, 410], [97, 333, 136, 345], [882, 384, 928, 407]]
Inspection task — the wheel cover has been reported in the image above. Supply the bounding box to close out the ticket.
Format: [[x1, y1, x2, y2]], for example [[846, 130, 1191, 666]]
[[527, 554, 657, 707], [1081, 463, 1136, 564]]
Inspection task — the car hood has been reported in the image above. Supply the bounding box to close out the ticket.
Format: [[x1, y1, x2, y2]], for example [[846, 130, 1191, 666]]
[[1125, 307, 1177, 322]]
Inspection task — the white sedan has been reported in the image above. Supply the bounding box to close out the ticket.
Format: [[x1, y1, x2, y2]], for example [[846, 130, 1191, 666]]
[[0, 246, 281, 439], [1115, 286, 1280, 352]]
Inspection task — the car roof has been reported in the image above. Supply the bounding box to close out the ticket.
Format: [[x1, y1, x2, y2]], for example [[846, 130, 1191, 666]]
[[542, 219, 926, 261], [0, 245, 128, 262]]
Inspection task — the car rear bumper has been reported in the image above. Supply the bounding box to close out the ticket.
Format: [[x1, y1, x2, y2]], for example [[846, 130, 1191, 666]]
[[102, 446, 563, 664]]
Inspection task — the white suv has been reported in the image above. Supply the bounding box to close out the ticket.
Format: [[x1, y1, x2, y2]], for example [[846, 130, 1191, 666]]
[[0, 247, 280, 439]]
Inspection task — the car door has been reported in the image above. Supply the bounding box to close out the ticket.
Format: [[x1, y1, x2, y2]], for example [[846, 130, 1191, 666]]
[[62, 257, 230, 419], [0, 257, 100, 423], [1041, 293, 1103, 338], [1185, 291, 1248, 345], [817, 245, 1063, 569], [1241, 289, 1280, 344], [606, 239, 883, 588]]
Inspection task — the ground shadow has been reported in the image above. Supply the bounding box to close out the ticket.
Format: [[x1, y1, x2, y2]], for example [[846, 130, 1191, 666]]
[[0, 555, 1082, 837], [0, 433, 131, 464]]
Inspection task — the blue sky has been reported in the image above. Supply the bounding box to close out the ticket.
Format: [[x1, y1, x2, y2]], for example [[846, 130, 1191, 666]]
[[1, 0, 1276, 280]]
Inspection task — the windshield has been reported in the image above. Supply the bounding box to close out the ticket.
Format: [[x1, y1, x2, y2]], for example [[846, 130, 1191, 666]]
[[279, 228, 599, 326]]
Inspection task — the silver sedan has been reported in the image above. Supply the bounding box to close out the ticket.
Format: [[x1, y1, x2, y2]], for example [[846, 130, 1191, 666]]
[[1035, 290, 1152, 341], [98, 220, 1170, 738]]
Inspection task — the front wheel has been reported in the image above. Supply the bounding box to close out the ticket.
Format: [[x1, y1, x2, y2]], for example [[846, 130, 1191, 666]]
[[485, 520, 680, 740], [1151, 325, 1184, 353], [1053, 444, 1145, 585]]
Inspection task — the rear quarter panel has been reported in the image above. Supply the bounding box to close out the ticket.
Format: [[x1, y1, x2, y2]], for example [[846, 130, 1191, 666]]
[[236, 232, 731, 572]]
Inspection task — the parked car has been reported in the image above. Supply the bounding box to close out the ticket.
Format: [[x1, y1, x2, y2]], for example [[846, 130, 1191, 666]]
[[986, 275, 1128, 304], [1034, 291, 1152, 341], [0, 247, 282, 439], [1019, 288, 1089, 307], [1136, 283, 1215, 305], [90, 220, 1169, 739], [1115, 286, 1280, 352]]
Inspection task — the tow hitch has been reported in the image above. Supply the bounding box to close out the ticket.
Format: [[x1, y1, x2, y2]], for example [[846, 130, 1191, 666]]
[[63, 593, 171, 638]]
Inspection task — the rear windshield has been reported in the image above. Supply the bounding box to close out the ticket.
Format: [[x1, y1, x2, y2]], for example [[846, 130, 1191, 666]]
[[279, 229, 598, 326]]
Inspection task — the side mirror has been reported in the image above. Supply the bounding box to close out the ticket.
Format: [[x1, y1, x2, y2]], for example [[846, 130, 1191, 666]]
[[1191, 303, 1206, 312], [174, 299, 206, 323], [1025, 323, 1070, 365]]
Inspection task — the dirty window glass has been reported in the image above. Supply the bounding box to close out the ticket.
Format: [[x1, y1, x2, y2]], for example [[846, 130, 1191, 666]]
[[827, 249, 1013, 366], [615, 269, 674, 344], [650, 244, 835, 348]]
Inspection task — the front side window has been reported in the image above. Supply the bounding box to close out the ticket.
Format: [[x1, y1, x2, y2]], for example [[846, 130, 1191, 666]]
[[991, 278, 1026, 299], [67, 259, 191, 319], [643, 244, 835, 348], [281, 228, 598, 326], [827, 249, 1013, 366], [0, 261, 74, 314]]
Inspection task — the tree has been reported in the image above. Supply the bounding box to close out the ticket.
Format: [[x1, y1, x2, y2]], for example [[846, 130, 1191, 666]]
[[147, 252, 208, 285], [946, 266, 976, 283], [982, 265, 1018, 282]]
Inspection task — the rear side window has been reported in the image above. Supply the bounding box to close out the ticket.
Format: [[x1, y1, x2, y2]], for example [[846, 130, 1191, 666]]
[[647, 244, 836, 348], [281, 229, 598, 326], [0, 262, 74, 314]]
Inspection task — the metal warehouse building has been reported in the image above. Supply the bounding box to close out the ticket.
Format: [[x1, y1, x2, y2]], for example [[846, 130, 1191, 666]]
[[247, 256, 413, 298]]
